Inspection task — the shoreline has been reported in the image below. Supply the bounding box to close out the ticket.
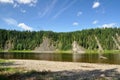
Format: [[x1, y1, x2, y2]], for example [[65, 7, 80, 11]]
[[7, 59, 120, 72], [0, 50, 120, 54], [1, 59, 120, 80]]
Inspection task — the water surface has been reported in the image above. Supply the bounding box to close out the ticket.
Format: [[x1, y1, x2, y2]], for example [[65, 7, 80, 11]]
[[0, 52, 120, 65]]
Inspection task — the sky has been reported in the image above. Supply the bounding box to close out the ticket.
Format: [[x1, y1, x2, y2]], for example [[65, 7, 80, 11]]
[[0, 0, 120, 32]]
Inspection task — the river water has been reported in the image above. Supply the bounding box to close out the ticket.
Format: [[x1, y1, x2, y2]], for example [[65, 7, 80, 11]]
[[0, 52, 120, 65]]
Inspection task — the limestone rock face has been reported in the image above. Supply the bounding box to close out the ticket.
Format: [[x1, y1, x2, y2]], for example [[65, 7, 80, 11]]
[[116, 33, 120, 43], [34, 37, 56, 51], [72, 41, 85, 53], [4, 40, 14, 51]]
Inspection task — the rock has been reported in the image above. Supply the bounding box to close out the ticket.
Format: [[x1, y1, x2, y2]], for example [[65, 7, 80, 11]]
[[34, 37, 56, 52], [99, 56, 107, 59], [4, 40, 14, 51], [72, 41, 85, 53]]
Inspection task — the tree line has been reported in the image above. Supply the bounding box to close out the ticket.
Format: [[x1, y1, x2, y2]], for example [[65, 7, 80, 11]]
[[0, 28, 120, 51]]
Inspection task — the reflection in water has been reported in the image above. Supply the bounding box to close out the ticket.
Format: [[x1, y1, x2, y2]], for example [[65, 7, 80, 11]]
[[73, 53, 81, 62], [0, 52, 120, 65]]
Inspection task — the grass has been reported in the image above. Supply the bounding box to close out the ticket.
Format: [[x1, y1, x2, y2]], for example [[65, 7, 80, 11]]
[[8, 50, 32, 53], [0, 67, 17, 73], [86, 50, 120, 54], [0, 59, 25, 80], [0, 50, 4, 52], [0, 59, 7, 63], [0, 49, 120, 54], [0, 50, 32, 53], [86, 50, 98, 54], [0, 67, 25, 80], [104, 50, 120, 54], [55, 50, 72, 53]]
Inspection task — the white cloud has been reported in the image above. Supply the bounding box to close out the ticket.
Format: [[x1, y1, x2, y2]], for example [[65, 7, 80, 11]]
[[21, 9, 26, 13], [92, 1, 100, 9], [77, 11, 82, 16], [39, 0, 57, 17], [93, 20, 98, 24], [3, 18, 18, 26], [0, 0, 37, 7], [0, 0, 14, 4], [53, 0, 76, 18], [16, 0, 37, 6], [100, 23, 117, 28], [73, 22, 79, 26], [18, 23, 33, 31], [13, 3, 19, 8], [3, 18, 33, 31]]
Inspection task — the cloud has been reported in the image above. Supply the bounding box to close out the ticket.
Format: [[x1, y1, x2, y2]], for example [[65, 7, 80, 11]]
[[13, 3, 19, 8], [16, 0, 37, 6], [92, 20, 98, 24], [21, 9, 26, 13], [3, 18, 18, 26], [73, 22, 79, 26], [53, 0, 76, 18], [0, 0, 14, 4], [77, 11, 82, 16], [18, 23, 33, 31], [92, 1, 100, 9], [39, 0, 57, 17], [0, 0, 37, 7], [100, 23, 117, 28], [3, 18, 33, 31]]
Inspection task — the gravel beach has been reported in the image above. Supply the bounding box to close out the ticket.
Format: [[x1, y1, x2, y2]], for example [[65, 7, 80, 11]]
[[7, 59, 120, 72], [3, 59, 120, 80]]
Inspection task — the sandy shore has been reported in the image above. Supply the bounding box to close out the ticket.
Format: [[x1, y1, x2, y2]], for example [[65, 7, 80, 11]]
[[7, 59, 120, 72], [1, 59, 120, 80]]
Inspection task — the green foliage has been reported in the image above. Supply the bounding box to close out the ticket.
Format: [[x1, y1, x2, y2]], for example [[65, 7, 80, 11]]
[[0, 28, 120, 51], [0, 59, 6, 63]]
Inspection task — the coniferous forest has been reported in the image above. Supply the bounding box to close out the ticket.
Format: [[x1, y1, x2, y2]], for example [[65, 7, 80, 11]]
[[0, 28, 120, 51]]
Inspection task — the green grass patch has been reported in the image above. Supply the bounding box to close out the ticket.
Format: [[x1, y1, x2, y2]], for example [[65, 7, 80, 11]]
[[0, 59, 24, 75], [0, 49, 120, 54], [0, 67, 16, 72], [85, 50, 120, 54], [8, 50, 32, 53], [55, 50, 72, 53], [0, 67, 25, 80], [0, 50, 4, 52], [85, 50, 98, 54], [0, 50, 32, 53], [104, 50, 120, 54], [0, 59, 6, 63]]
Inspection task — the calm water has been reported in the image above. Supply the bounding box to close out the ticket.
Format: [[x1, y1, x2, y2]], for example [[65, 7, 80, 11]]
[[0, 52, 120, 65]]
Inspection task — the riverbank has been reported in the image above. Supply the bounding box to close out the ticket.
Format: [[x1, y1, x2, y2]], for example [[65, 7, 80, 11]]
[[1, 59, 120, 80], [7, 59, 120, 72], [0, 50, 120, 54]]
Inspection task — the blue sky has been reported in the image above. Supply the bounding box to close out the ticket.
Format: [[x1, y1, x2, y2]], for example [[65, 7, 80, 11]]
[[0, 0, 120, 32]]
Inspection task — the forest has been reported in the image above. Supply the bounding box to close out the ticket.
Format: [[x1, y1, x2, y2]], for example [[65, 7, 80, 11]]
[[0, 28, 120, 51]]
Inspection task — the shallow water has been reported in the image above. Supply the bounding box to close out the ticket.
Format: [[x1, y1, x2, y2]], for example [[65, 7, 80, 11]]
[[0, 52, 120, 65]]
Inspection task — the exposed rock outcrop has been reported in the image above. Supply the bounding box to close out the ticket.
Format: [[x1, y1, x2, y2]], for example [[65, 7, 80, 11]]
[[116, 33, 120, 43], [94, 36, 103, 53], [4, 40, 14, 51], [94, 36, 107, 59], [72, 41, 85, 53], [112, 36, 120, 50], [34, 37, 56, 52]]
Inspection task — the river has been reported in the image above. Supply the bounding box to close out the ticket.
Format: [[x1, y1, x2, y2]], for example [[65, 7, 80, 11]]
[[0, 52, 120, 65]]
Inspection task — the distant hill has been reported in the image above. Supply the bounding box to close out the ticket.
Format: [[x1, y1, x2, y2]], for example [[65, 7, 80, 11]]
[[0, 28, 120, 51]]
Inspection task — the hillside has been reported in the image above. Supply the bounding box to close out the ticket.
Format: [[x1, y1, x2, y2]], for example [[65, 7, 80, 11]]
[[0, 28, 120, 51]]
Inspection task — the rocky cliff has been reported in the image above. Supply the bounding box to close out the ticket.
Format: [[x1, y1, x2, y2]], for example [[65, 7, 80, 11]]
[[4, 40, 14, 51], [34, 37, 56, 52], [72, 41, 85, 53]]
